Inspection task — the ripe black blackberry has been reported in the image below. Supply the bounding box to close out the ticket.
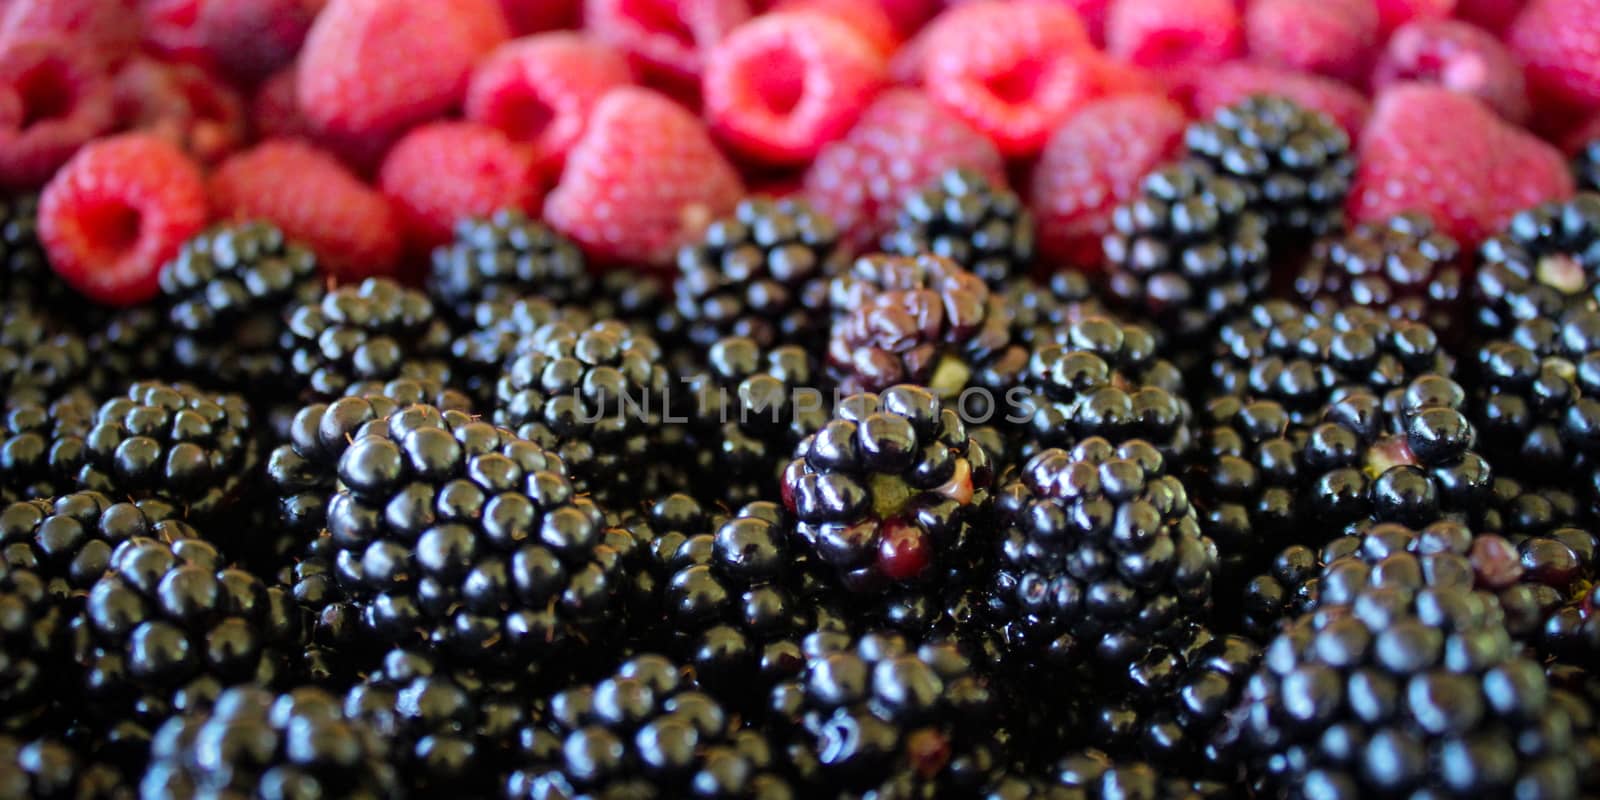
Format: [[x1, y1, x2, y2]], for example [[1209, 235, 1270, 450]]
[[768, 630, 1002, 797], [492, 319, 671, 505], [282, 277, 452, 401], [1577, 139, 1600, 193], [0, 307, 93, 411], [985, 749, 1231, 799], [1184, 396, 1305, 587], [449, 295, 589, 407], [826, 253, 1016, 398], [0, 394, 96, 505], [87, 308, 172, 395], [882, 168, 1036, 287], [1102, 162, 1271, 338], [324, 403, 632, 668], [991, 439, 1217, 671], [507, 653, 792, 799], [676, 197, 840, 351], [1183, 95, 1354, 239], [158, 222, 323, 392], [1475, 193, 1600, 336], [1476, 475, 1582, 540], [1295, 212, 1464, 336], [1004, 270, 1110, 346], [0, 194, 77, 314], [0, 735, 128, 799], [1469, 528, 1598, 666], [781, 385, 993, 591], [428, 209, 591, 321]]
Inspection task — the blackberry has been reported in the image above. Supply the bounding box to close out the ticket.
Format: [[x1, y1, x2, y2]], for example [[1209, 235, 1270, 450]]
[[0, 307, 93, 410], [0, 735, 128, 799], [676, 197, 841, 351], [492, 319, 671, 505], [449, 295, 589, 407], [1295, 212, 1465, 336], [1577, 139, 1600, 193], [1004, 271, 1109, 347], [507, 653, 792, 799], [1103, 162, 1271, 338], [0, 194, 74, 313], [1182, 95, 1354, 239], [1185, 396, 1305, 585], [985, 750, 1231, 799], [142, 685, 399, 799], [88, 309, 172, 394], [157, 222, 323, 392], [1476, 475, 1582, 540], [991, 439, 1217, 670], [428, 209, 590, 321], [882, 168, 1036, 288], [826, 253, 1016, 398], [282, 277, 452, 401], [768, 630, 1003, 796], [0, 394, 95, 505], [1475, 193, 1600, 336], [324, 402, 634, 667], [781, 385, 993, 591], [1470, 529, 1599, 666]]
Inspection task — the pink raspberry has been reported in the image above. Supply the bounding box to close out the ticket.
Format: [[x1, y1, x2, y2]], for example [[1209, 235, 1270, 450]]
[[112, 57, 247, 166], [1245, 0, 1379, 85], [582, 0, 750, 97], [1030, 94, 1188, 268], [1453, 0, 1523, 32], [1373, 19, 1529, 124], [378, 121, 542, 254], [920, 0, 1096, 157], [1348, 84, 1573, 248], [1510, 0, 1600, 116], [198, 0, 323, 82], [1107, 0, 1243, 71], [1375, 0, 1455, 35], [0, 38, 115, 189], [297, 0, 510, 169], [545, 86, 744, 268], [802, 88, 1006, 251], [250, 66, 309, 140], [767, 0, 899, 54], [498, 0, 581, 33], [704, 11, 888, 165], [211, 139, 403, 280], [138, 0, 212, 67], [0, 0, 141, 67], [465, 33, 633, 177], [38, 133, 209, 306], [887, 23, 933, 86], [1186, 62, 1371, 139]]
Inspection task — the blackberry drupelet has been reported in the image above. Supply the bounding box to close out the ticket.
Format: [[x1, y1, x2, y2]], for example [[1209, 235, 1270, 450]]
[[826, 253, 1016, 398], [676, 197, 841, 350], [492, 319, 671, 506], [141, 685, 399, 799], [428, 209, 591, 321], [991, 439, 1217, 670], [1295, 212, 1464, 336], [1182, 95, 1354, 239], [1102, 162, 1271, 339], [282, 277, 452, 401], [158, 223, 323, 392], [506, 653, 792, 799], [1475, 193, 1600, 337], [882, 168, 1036, 288], [0, 394, 96, 505], [0, 735, 128, 800], [781, 385, 993, 591]]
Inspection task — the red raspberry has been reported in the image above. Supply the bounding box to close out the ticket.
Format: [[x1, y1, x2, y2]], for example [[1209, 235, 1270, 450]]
[[767, 0, 898, 54], [210, 139, 402, 280], [1373, 19, 1529, 124], [583, 0, 750, 96], [1084, 53, 1170, 99], [112, 57, 247, 166], [1030, 94, 1188, 268], [705, 12, 887, 166], [198, 0, 322, 83], [1245, 0, 1379, 85], [297, 0, 510, 169], [1375, 0, 1455, 35], [138, 0, 212, 67], [1348, 85, 1573, 248], [1107, 0, 1243, 71], [0, 0, 141, 66], [1186, 62, 1371, 138], [887, 23, 932, 85], [38, 133, 208, 306], [250, 66, 308, 140], [0, 38, 115, 189], [465, 33, 633, 178], [877, 0, 939, 39], [919, 0, 1096, 157], [544, 86, 743, 268], [378, 121, 542, 254], [802, 88, 1005, 251], [1510, 0, 1600, 116], [1453, 0, 1523, 32], [498, 0, 580, 33]]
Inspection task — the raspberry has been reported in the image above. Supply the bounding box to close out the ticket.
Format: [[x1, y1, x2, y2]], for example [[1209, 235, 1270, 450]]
[[378, 121, 542, 254], [1186, 62, 1372, 139], [197, 0, 320, 83], [37, 133, 208, 307], [210, 139, 402, 281], [1375, 0, 1456, 35], [544, 86, 743, 268], [1107, 0, 1243, 71], [919, 0, 1096, 157], [1244, 0, 1380, 85], [250, 66, 308, 140], [704, 11, 887, 165], [498, 0, 580, 33], [138, 0, 211, 66], [803, 89, 1006, 251], [0, 0, 141, 66], [1454, 0, 1524, 31], [583, 0, 751, 95], [768, 0, 899, 54], [1373, 19, 1529, 124], [297, 0, 510, 169], [111, 57, 247, 166], [876, 0, 939, 39], [464, 33, 633, 177], [1348, 84, 1574, 248], [1030, 94, 1188, 269], [1509, 0, 1600, 116], [0, 38, 115, 190]]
